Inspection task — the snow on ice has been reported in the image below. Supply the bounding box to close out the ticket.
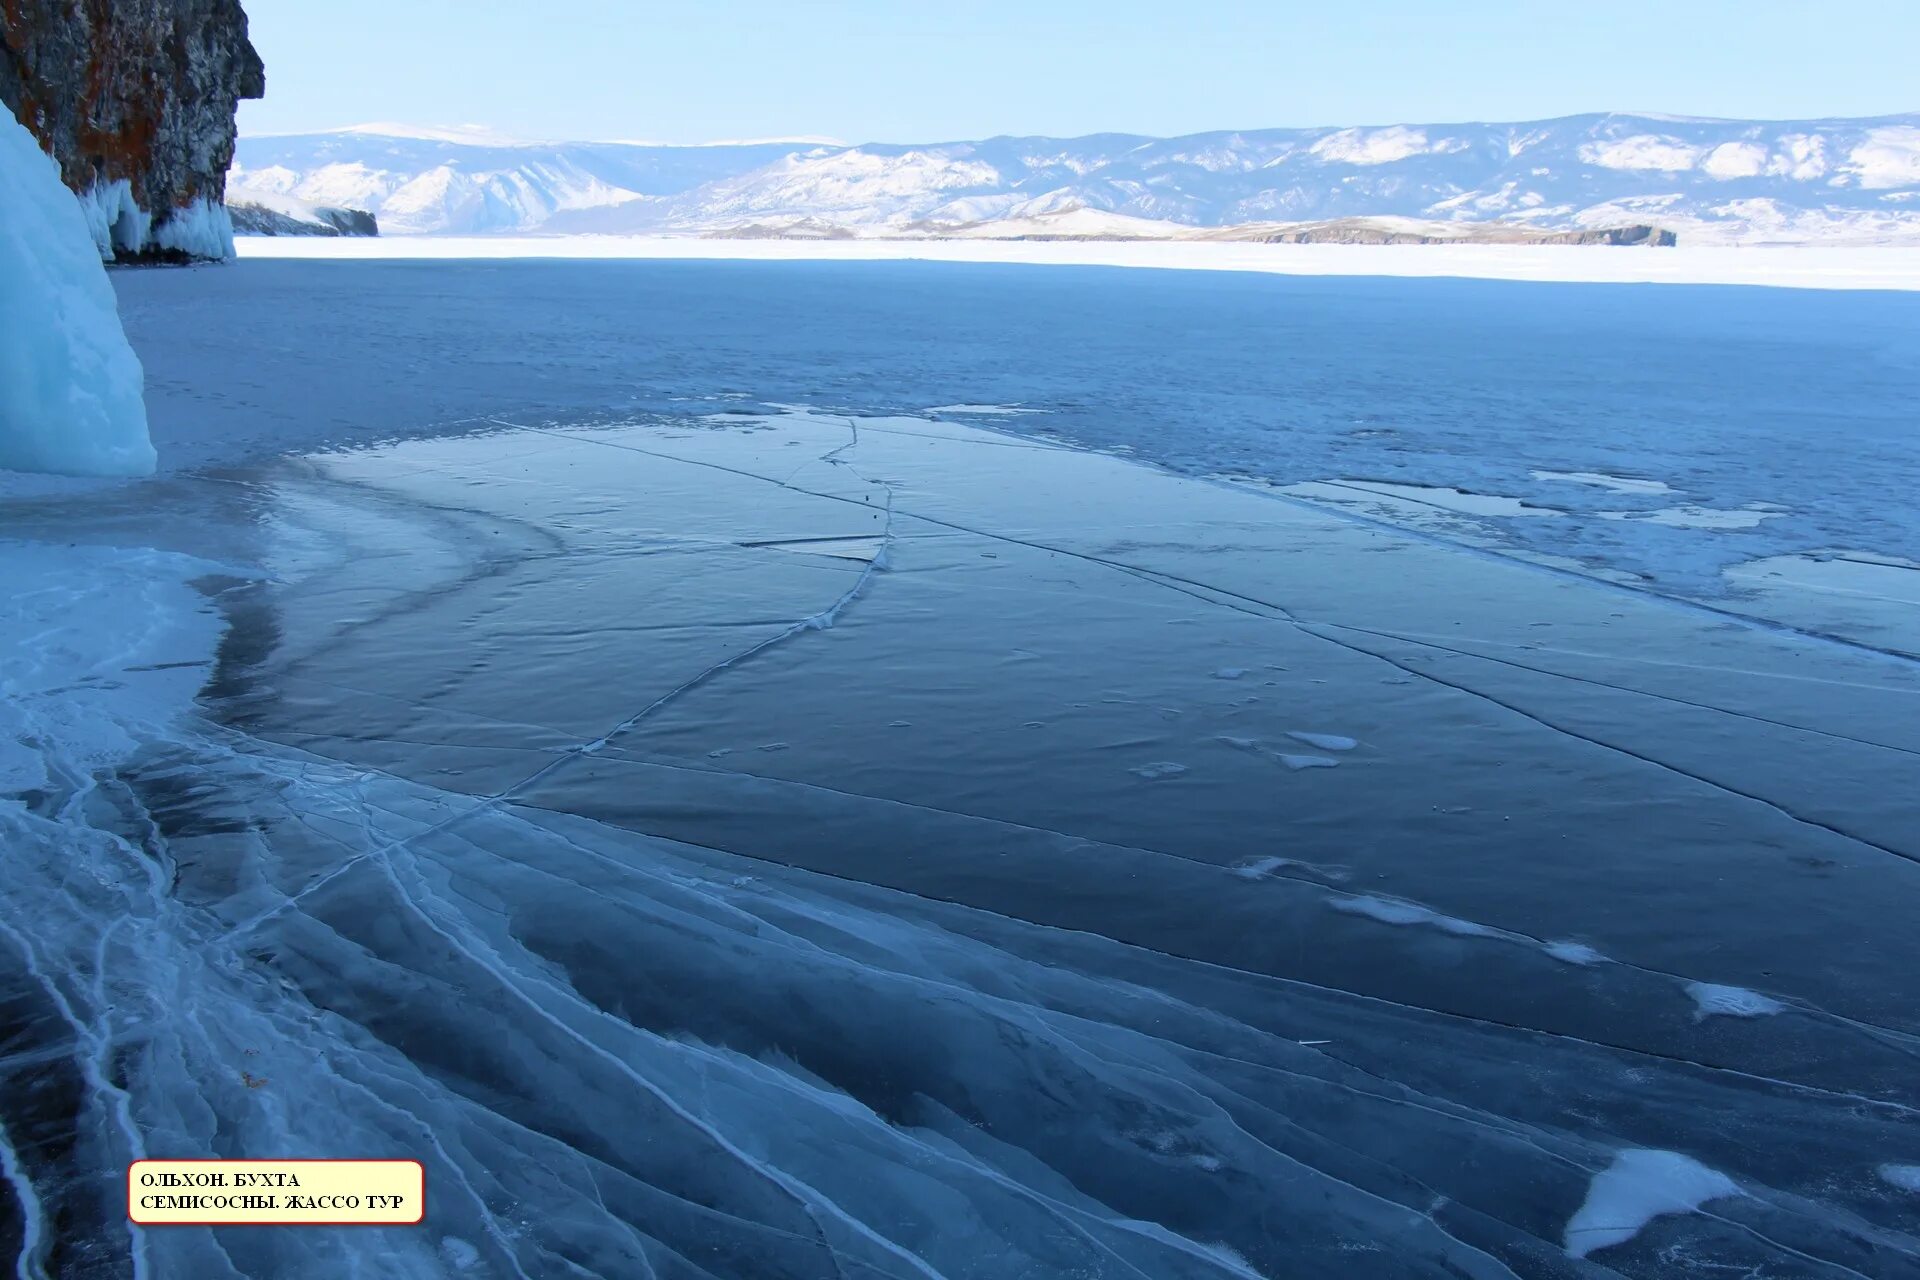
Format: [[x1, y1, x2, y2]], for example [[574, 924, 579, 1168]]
[[1686, 982, 1788, 1020], [1563, 1149, 1742, 1259]]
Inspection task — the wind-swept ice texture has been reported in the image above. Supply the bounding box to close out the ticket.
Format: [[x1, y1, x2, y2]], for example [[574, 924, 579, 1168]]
[[0, 113, 154, 476]]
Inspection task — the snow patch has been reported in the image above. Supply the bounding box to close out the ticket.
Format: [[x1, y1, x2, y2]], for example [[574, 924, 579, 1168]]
[[438, 1237, 484, 1271], [1564, 1150, 1742, 1258], [1330, 895, 1495, 937], [1310, 127, 1438, 166], [924, 403, 1042, 416], [1846, 127, 1920, 190], [1545, 941, 1608, 966], [1287, 732, 1357, 752], [1234, 856, 1349, 883], [1685, 982, 1785, 1020], [1701, 142, 1768, 180], [229, 161, 302, 194], [1579, 136, 1703, 172], [1232, 857, 1295, 880], [290, 162, 397, 213], [1766, 134, 1828, 181], [1131, 761, 1189, 780]]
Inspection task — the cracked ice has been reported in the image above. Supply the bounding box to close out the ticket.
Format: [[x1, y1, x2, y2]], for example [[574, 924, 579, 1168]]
[[5, 265, 1920, 1278]]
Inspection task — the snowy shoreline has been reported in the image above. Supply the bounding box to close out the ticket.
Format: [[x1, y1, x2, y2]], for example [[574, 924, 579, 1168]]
[[235, 234, 1920, 291]]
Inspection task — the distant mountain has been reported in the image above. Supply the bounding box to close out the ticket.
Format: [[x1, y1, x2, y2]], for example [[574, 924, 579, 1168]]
[[233, 114, 1920, 245], [231, 131, 812, 235], [229, 190, 378, 237]]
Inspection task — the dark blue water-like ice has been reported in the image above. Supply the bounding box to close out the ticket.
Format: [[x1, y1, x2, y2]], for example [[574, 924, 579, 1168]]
[[116, 260, 1920, 606], [1, 264, 1916, 1278]]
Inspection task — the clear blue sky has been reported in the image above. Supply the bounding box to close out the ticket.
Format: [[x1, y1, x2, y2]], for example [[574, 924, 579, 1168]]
[[237, 0, 1919, 143]]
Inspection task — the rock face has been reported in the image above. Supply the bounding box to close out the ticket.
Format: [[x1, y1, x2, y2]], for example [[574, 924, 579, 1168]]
[[0, 0, 264, 261]]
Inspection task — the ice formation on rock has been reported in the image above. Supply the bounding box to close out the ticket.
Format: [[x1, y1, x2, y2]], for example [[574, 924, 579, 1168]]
[[0, 111, 155, 476]]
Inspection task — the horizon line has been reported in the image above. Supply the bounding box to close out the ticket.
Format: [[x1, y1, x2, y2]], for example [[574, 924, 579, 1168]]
[[237, 108, 1920, 150]]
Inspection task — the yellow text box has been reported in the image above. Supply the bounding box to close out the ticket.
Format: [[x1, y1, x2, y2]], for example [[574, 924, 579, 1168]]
[[129, 1160, 424, 1226]]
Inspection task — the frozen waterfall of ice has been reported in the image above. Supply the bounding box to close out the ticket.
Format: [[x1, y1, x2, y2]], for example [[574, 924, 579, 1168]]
[[0, 111, 155, 477]]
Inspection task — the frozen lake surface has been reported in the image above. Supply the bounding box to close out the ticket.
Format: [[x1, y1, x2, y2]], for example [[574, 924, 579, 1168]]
[[2, 261, 1918, 1277], [110, 259, 1920, 648]]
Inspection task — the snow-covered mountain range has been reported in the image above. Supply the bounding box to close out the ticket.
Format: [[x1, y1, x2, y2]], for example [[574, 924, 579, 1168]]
[[233, 114, 1920, 244]]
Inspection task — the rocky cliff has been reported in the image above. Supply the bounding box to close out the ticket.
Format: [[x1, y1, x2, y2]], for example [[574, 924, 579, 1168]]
[[0, 0, 264, 261]]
